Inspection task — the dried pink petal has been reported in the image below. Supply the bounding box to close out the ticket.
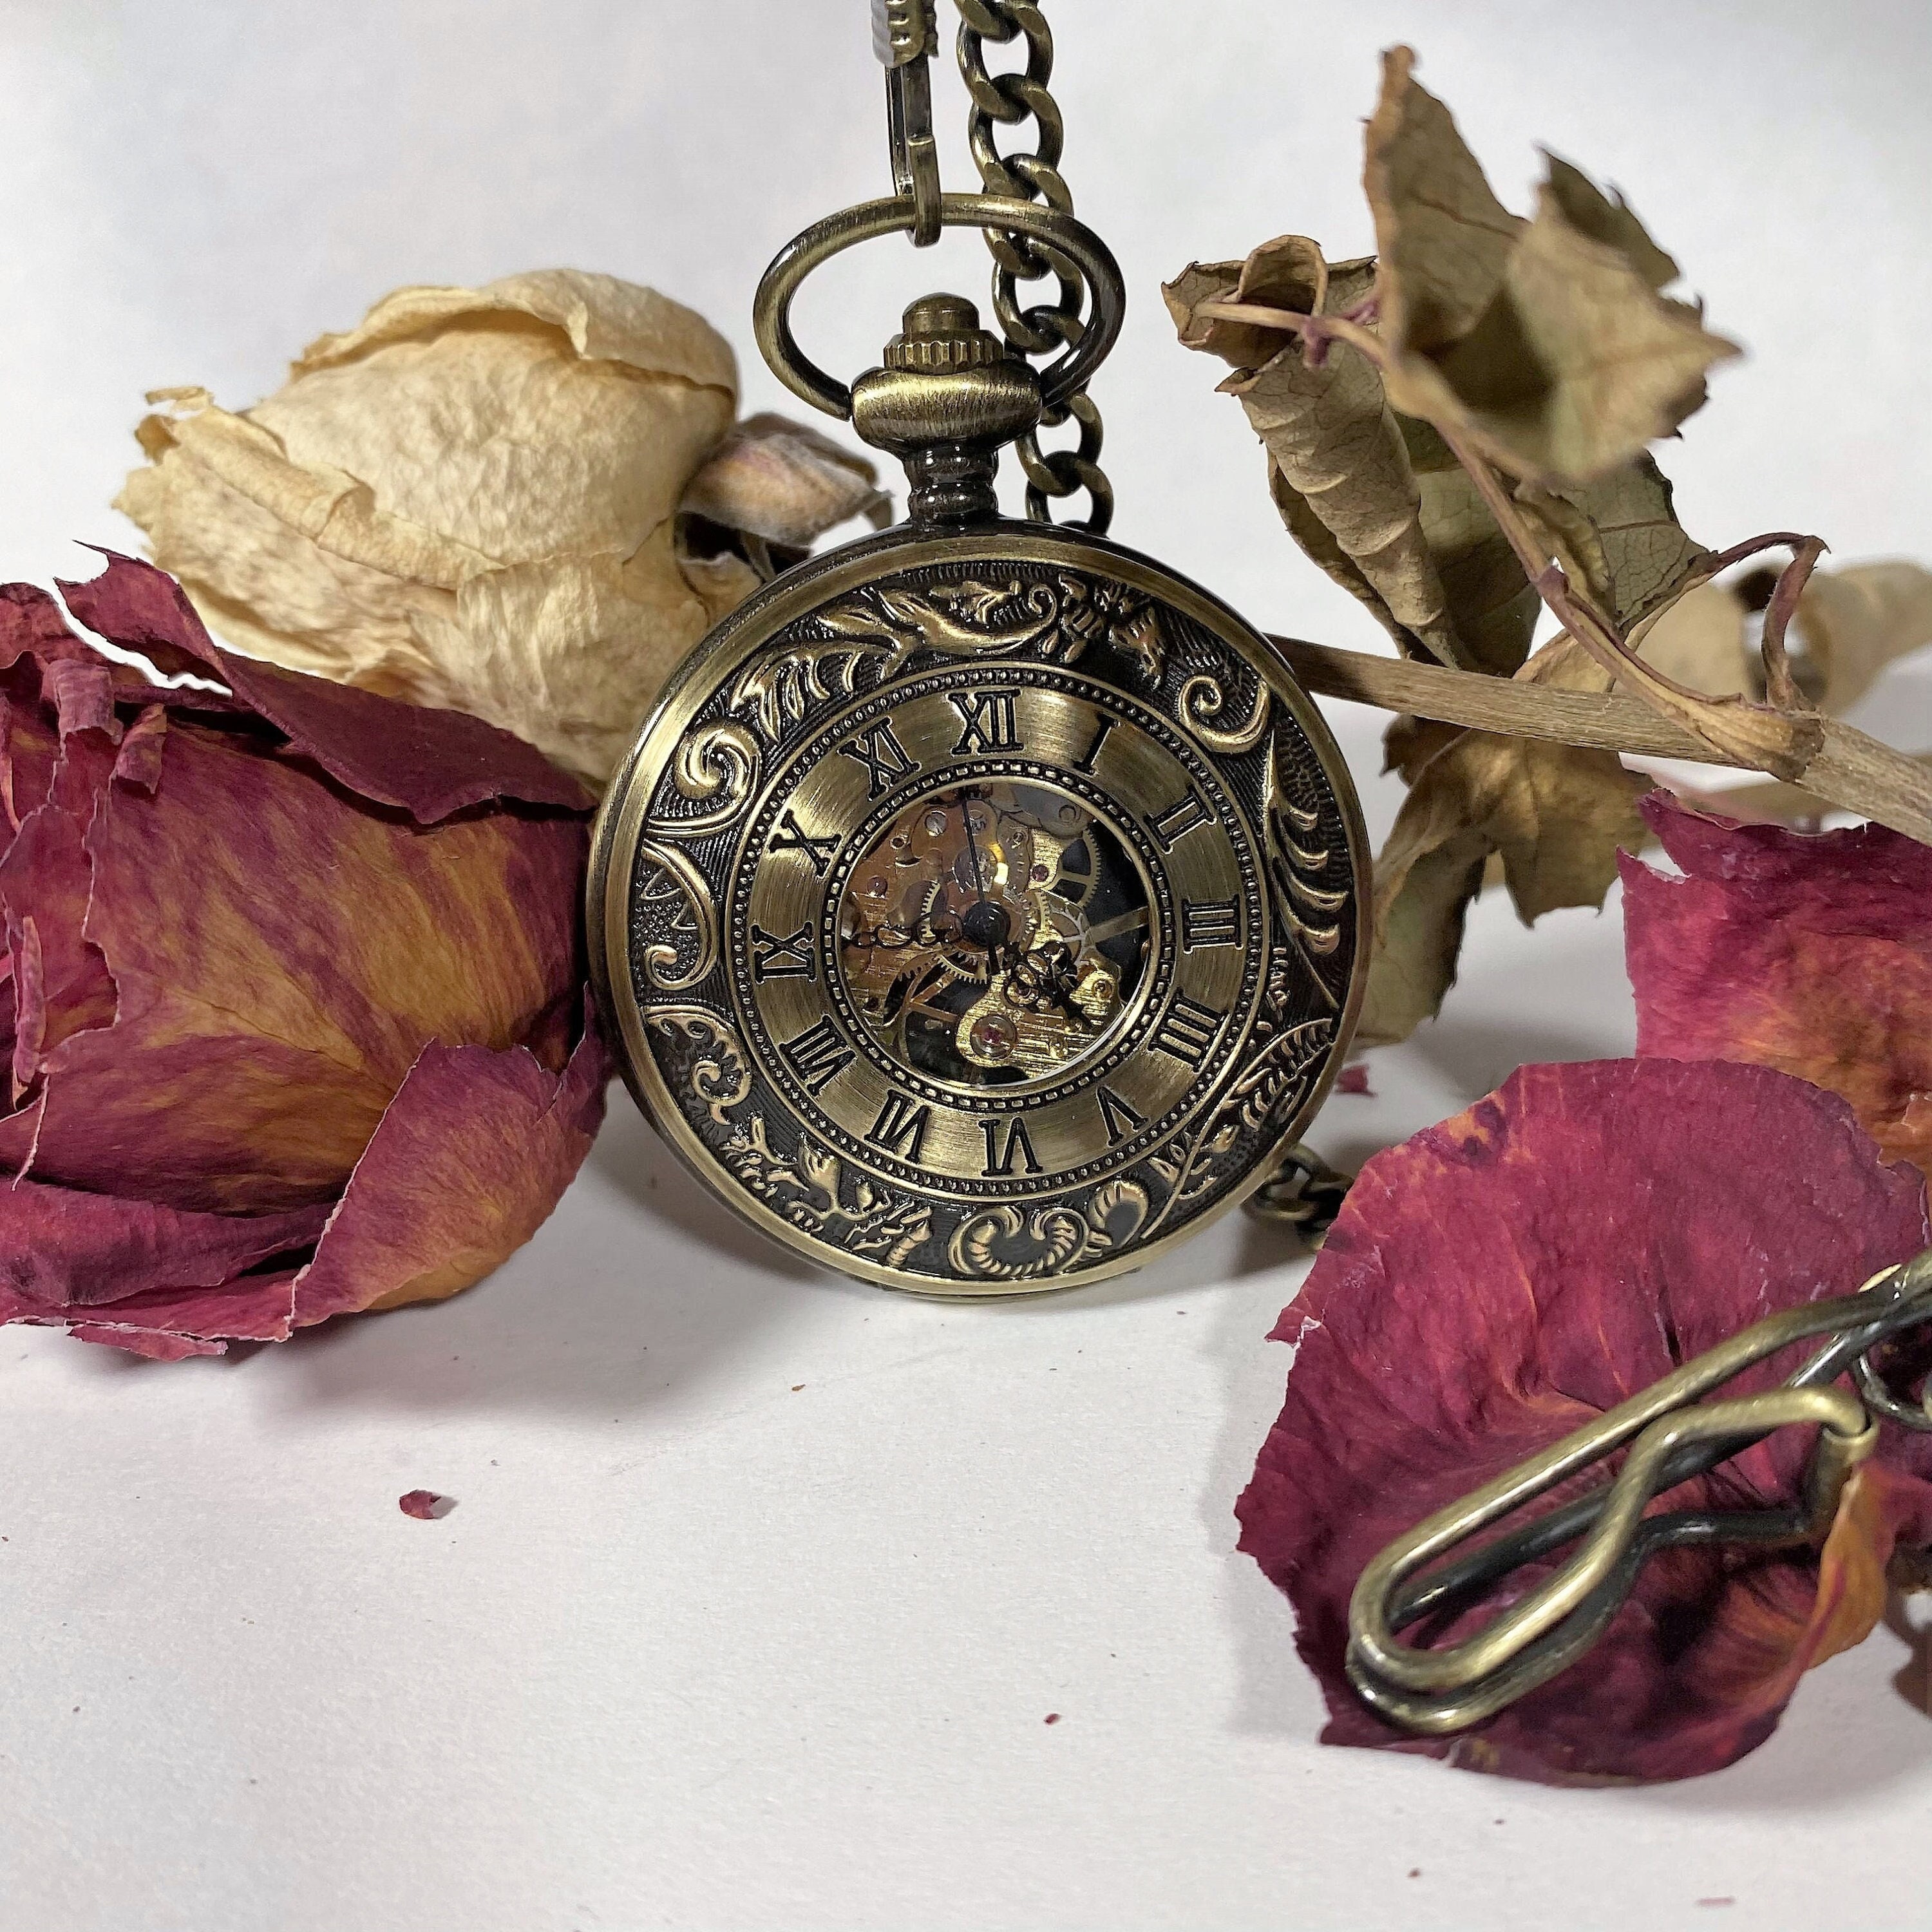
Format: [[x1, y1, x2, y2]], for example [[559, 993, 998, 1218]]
[[1240, 1057, 1932, 1783], [1624, 791, 1932, 1179], [398, 1490, 455, 1520]]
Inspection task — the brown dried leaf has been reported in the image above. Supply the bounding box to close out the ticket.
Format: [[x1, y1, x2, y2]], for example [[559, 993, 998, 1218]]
[[1365, 48, 1739, 487], [1166, 243, 1468, 668], [1798, 563, 1932, 714], [1359, 634, 1648, 1044]]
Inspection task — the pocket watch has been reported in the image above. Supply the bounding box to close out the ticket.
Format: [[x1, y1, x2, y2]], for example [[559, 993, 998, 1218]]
[[589, 1, 1367, 1294]]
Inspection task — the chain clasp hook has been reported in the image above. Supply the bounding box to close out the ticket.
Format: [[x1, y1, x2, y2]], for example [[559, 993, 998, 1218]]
[[873, 0, 943, 246]]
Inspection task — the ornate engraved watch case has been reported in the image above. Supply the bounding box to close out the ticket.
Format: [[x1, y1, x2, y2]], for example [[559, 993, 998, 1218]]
[[589, 6, 1367, 1295]]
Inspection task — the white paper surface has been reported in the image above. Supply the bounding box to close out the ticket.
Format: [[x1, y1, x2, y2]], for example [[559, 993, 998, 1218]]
[[4, 3, 1932, 1927]]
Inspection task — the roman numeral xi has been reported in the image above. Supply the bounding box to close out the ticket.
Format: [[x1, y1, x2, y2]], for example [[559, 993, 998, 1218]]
[[838, 719, 920, 799]]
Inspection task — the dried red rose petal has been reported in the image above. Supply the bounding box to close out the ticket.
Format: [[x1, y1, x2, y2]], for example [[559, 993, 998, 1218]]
[[1623, 791, 1932, 1177], [398, 1490, 455, 1520], [0, 555, 609, 1357], [1239, 1057, 1932, 1785]]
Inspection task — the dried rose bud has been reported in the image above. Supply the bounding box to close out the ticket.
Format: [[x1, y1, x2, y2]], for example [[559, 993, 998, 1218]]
[[116, 271, 886, 786], [0, 556, 609, 1359]]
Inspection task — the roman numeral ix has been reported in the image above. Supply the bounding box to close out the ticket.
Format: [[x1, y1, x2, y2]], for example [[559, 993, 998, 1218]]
[[750, 923, 815, 981], [1151, 992, 1226, 1070], [980, 1117, 1043, 1177], [768, 809, 838, 877], [867, 1092, 931, 1162], [778, 1016, 854, 1097], [1180, 898, 1240, 950], [949, 688, 1022, 755], [838, 718, 920, 799]]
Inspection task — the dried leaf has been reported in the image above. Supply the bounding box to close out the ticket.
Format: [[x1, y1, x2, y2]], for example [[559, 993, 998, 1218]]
[[1365, 48, 1739, 488], [1240, 1057, 1932, 1785], [1796, 563, 1932, 713], [1624, 792, 1932, 1177], [1166, 243, 1468, 668], [117, 271, 872, 786], [1359, 636, 1648, 1045]]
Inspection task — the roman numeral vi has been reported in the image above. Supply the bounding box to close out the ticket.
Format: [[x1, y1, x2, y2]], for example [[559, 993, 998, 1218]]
[[980, 1117, 1043, 1176]]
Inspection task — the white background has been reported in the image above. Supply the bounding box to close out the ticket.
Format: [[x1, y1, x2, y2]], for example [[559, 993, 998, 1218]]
[[4, 3, 1932, 1927]]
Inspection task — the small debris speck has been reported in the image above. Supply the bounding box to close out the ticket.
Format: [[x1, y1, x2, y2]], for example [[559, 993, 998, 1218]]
[[1408, 1870, 1421, 1880], [791, 1384, 806, 1392], [399, 1490, 455, 1520], [1043, 1712, 1061, 1725]]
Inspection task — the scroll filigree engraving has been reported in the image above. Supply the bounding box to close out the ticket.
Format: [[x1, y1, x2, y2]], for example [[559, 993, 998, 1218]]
[[646, 1007, 752, 1123], [649, 721, 761, 837], [1264, 735, 1349, 980], [811, 572, 1166, 682], [730, 639, 886, 743], [721, 1117, 933, 1269], [1180, 670, 1271, 753], [948, 1178, 1150, 1281], [632, 839, 719, 992]]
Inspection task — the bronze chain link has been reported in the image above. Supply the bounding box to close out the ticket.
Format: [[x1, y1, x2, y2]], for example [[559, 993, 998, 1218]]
[[952, 1, 1113, 533]]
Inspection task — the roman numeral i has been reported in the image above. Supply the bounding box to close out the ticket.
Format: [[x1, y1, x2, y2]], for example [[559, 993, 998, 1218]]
[[1151, 992, 1226, 1070], [838, 718, 920, 799], [950, 688, 1022, 755], [778, 1016, 853, 1097], [980, 1117, 1043, 1177]]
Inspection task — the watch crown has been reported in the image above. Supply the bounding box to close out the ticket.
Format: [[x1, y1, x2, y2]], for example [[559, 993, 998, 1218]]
[[883, 293, 1008, 373]]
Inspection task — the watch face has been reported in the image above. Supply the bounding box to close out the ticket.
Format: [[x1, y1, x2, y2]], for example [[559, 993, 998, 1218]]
[[590, 522, 1367, 1294]]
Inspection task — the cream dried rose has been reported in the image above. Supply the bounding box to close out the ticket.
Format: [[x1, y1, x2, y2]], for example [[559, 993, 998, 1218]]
[[117, 270, 886, 785]]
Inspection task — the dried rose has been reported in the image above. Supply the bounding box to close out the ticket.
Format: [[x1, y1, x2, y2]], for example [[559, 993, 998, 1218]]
[[1624, 791, 1932, 1179], [1240, 1057, 1932, 1784], [0, 555, 609, 1359], [116, 271, 887, 786]]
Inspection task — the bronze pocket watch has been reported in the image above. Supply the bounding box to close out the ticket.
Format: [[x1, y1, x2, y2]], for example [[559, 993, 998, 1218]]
[[589, 1, 1367, 1294]]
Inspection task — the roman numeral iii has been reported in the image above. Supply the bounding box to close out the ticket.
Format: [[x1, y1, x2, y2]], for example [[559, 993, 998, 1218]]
[[768, 809, 839, 877], [778, 1016, 854, 1097], [866, 1092, 931, 1162], [1147, 791, 1211, 851], [1151, 992, 1226, 1070], [838, 719, 920, 798], [980, 1117, 1043, 1177], [1180, 898, 1239, 950], [949, 688, 1022, 755], [750, 923, 815, 981]]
